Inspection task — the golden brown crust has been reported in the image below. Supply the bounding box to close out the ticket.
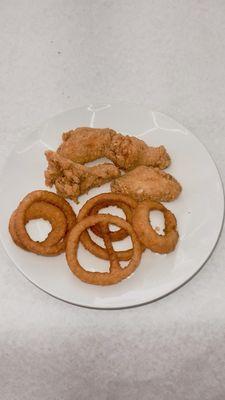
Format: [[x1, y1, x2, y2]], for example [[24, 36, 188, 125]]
[[132, 200, 179, 253], [89, 201, 133, 241], [9, 201, 67, 250], [9, 190, 77, 256], [111, 166, 182, 202], [79, 192, 138, 242], [9, 210, 26, 249], [25, 201, 67, 246], [58, 127, 113, 164], [77, 193, 140, 260], [56, 127, 171, 170], [66, 214, 142, 285], [45, 151, 120, 202]]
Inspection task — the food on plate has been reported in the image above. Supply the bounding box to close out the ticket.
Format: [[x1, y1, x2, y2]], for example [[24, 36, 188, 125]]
[[58, 128, 111, 164], [9, 201, 67, 250], [45, 150, 120, 202], [9, 120, 182, 286], [111, 166, 182, 202], [66, 214, 142, 285], [8, 187, 180, 285], [57, 127, 171, 170], [78, 192, 138, 241], [9, 190, 76, 255], [132, 200, 179, 253], [77, 193, 143, 260], [9, 210, 27, 250], [89, 201, 133, 241]]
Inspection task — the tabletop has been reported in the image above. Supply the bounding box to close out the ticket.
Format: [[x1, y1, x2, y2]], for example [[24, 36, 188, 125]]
[[1, 1, 225, 399]]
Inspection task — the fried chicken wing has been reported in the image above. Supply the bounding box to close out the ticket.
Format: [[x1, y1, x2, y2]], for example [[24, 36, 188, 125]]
[[45, 151, 121, 202], [111, 166, 182, 202], [57, 127, 171, 170]]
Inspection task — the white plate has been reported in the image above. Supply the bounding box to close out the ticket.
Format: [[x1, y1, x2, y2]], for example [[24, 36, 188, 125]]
[[0, 103, 224, 309]]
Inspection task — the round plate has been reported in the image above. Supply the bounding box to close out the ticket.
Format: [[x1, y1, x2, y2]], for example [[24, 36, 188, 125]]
[[0, 103, 224, 309]]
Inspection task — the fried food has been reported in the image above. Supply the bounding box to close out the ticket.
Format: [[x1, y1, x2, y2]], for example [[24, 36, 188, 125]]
[[111, 166, 182, 202], [9, 201, 67, 250], [77, 193, 141, 260], [57, 127, 171, 170], [45, 151, 120, 202], [66, 214, 142, 285], [9, 210, 27, 250], [90, 201, 133, 241], [58, 128, 112, 164], [9, 190, 76, 255], [132, 200, 179, 253], [78, 192, 138, 242]]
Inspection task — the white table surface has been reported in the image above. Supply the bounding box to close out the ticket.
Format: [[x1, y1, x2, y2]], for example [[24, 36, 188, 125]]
[[1, 1, 225, 399]]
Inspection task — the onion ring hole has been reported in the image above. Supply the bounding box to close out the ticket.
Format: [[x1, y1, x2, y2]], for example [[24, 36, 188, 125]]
[[149, 210, 165, 236], [26, 219, 52, 242]]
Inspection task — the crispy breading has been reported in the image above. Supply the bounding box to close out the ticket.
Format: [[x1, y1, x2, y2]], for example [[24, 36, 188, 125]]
[[111, 166, 182, 202], [57, 128, 112, 164], [57, 127, 171, 170], [45, 151, 120, 202]]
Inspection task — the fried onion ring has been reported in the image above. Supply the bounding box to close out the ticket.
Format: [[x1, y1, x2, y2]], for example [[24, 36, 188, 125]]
[[9, 201, 67, 250], [132, 200, 179, 253], [77, 193, 139, 260], [87, 194, 137, 241], [66, 214, 142, 285], [9, 210, 26, 250], [10, 190, 76, 255], [89, 202, 133, 240]]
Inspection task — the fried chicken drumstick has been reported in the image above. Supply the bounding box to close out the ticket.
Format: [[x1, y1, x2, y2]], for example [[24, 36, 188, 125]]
[[45, 151, 120, 202], [57, 127, 171, 170]]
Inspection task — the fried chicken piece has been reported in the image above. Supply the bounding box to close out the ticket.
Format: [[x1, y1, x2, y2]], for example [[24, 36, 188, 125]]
[[57, 128, 112, 164], [45, 151, 121, 202], [57, 127, 171, 170], [111, 166, 182, 202]]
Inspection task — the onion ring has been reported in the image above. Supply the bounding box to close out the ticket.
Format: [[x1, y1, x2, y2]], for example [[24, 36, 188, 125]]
[[66, 214, 142, 285], [77, 193, 140, 260], [9, 201, 67, 250], [10, 190, 76, 255], [9, 210, 26, 250], [89, 201, 134, 241], [25, 201, 67, 245], [90, 202, 133, 241], [132, 200, 179, 253]]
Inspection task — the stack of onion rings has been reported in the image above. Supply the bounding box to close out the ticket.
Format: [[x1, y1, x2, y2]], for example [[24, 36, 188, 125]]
[[77, 193, 143, 261], [9, 190, 179, 285], [66, 214, 142, 285], [132, 200, 179, 253], [89, 201, 133, 241], [9, 190, 76, 256]]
